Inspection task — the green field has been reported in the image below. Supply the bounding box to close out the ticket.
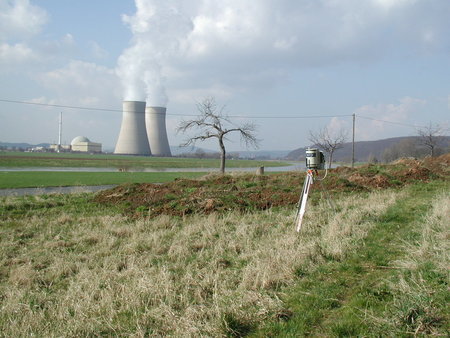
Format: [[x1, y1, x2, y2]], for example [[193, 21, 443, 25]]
[[0, 156, 448, 335], [0, 151, 289, 168], [0, 171, 207, 189]]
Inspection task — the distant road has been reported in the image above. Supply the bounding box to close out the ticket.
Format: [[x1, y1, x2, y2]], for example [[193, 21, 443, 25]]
[[0, 185, 117, 196]]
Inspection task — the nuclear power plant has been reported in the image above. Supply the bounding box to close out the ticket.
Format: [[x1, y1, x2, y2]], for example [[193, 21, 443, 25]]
[[115, 100, 172, 156], [145, 106, 172, 156]]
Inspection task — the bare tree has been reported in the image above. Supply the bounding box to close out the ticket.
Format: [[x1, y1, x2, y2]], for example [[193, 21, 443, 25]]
[[177, 97, 259, 173], [417, 122, 444, 157], [309, 127, 348, 168]]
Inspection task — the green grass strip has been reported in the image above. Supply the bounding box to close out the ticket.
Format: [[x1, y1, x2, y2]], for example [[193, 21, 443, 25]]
[[255, 181, 449, 336], [0, 151, 290, 168], [0, 171, 206, 189]]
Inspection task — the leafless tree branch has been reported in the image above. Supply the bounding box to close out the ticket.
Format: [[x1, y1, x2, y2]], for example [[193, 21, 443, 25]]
[[309, 127, 348, 168], [177, 97, 259, 173], [416, 122, 445, 157]]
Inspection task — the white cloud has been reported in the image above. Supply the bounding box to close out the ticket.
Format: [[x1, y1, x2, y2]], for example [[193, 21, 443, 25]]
[[0, 1, 81, 72], [323, 97, 427, 142], [372, 0, 415, 10], [90, 41, 108, 59], [118, 0, 450, 107], [62, 34, 75, 46], [0, 0, 49, 69], [0, 42, 36, 68], [170, 84, 234, 105], [36, 35, 78, 61], [37, 60, 121, 106], [0, 0, 48, 41], [327, 117, 351, 137], [179, 0, 431, 66], [353, 97, 426, 140]]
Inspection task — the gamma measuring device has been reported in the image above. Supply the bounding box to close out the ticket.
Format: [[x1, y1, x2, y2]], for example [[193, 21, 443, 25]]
[[294, 148, 331, 232]]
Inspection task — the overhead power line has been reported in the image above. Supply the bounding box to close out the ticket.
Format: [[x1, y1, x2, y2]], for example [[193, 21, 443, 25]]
[[357, 115, 426, 129], [0, 98, 201, 116], [228, 114, 353, 119], [0, 98, 431, 127], [0, 98, 352, 119]]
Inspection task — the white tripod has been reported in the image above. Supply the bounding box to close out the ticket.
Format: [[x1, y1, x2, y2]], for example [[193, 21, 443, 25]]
[[295, 166, 334, 232], [295, 169, 316, 232]]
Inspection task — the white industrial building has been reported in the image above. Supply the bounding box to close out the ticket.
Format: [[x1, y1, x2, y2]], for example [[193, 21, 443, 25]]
[[71, 136, 102, 153], [49, 144, 71, 152]]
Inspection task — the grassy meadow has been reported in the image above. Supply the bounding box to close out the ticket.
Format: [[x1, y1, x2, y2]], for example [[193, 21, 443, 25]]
[[0, 157, 448, 336], [0, 152, 289, 189], [0, 171, 206, 189], [0, 151, 289, 169]]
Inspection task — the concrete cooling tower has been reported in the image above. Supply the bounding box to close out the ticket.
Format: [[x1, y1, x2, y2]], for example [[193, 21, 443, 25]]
[[114, 101, 151, 155], [145, 106, 172, 157]]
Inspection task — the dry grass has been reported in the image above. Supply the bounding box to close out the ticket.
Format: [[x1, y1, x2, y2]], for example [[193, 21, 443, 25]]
[[416, 191, 450, 270], [0, 190, 401, 336]]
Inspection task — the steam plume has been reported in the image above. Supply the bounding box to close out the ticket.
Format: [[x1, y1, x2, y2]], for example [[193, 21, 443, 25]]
[[116, 0, 193, 106]]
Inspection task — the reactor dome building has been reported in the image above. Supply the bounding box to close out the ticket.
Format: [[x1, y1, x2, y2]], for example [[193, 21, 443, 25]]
[[71, 136, 102, 153]]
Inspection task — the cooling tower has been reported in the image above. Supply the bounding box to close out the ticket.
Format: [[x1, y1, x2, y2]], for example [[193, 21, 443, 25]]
[[114, 101, 151, 155], [145, 106, 172, 157]]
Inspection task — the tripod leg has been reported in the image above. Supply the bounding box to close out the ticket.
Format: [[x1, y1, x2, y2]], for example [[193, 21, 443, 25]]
[[295, 175, 308, 221], [295, 173, 313, 232]]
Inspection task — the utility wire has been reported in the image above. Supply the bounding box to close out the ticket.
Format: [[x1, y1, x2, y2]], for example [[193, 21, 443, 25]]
[[357, 115, 426, 129], [0, 98, 431, 127], [0, 98, 352, 119], [228, 114, 353, 119]]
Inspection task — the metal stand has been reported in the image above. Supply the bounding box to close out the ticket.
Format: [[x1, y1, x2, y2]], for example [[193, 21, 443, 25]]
[[295, 168, 334, 232], [295, 169, 315, 232]]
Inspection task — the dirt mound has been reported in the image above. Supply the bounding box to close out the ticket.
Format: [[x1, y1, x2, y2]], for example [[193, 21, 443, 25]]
[[95, 173, 304, 218], [400, 166, 434, 181], [393, 157, 422, 166], [421, 153, 450, 175], [95, 157, 448, 218], [425, 153, 450, 165], [348, 173, 391, 188]]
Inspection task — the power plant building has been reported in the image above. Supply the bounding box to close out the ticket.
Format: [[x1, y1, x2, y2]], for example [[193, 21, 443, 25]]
[[145, 106, 172, 157], [114, 101, 151, 155], [115, 101, 172, 156], [71, 136, 102, 153]]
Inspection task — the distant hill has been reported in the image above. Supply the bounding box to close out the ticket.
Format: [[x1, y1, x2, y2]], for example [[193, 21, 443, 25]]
[[170, 146, 290, 159], [228, 150, 290, 160], [0, 141, 51, 149], [170, 146, 217, 156], [286, 136, 450, 162]]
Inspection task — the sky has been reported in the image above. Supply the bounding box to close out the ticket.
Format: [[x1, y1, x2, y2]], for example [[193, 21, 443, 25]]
[[1, 0, 449, 152]]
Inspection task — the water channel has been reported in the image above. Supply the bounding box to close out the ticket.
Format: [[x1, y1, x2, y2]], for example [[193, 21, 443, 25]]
[[0, 163, 304, 173], [0, 185, 117, 197]]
